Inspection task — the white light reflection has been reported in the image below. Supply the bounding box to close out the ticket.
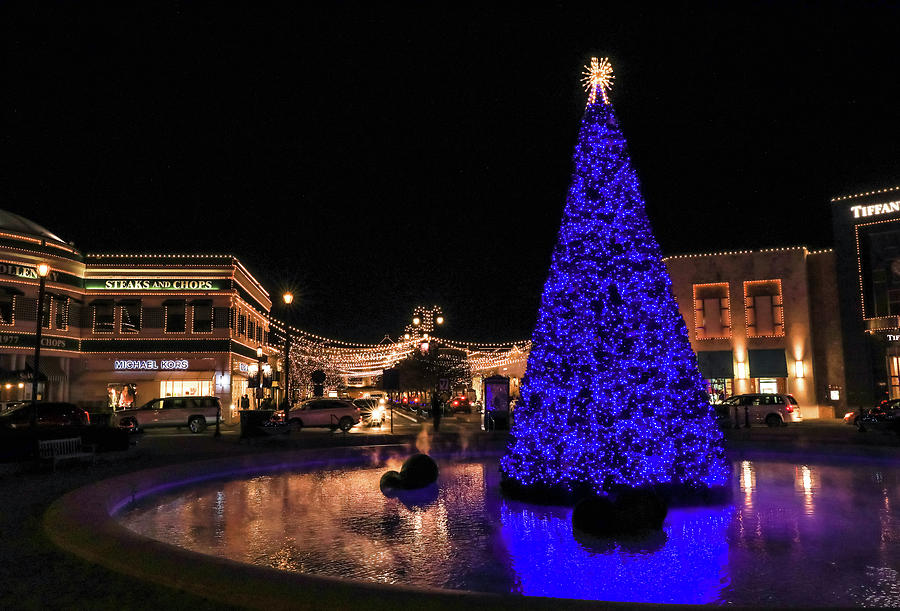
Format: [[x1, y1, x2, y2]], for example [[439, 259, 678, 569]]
[[794, 465, 816, 515], [739, 460, 755, 511]]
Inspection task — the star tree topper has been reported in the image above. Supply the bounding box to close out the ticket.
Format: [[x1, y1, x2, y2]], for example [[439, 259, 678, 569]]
[[581, 57, 614, 105]]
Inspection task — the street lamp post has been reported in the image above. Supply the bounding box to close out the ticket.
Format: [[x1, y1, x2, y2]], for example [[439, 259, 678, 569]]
[[31, 262, 50, 458], [256, 346, 264, 410], [282, 292, 294, 409], [30, 262, 50, 453]]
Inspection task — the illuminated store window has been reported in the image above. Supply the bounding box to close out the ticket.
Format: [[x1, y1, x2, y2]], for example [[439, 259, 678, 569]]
[[92, 301, 114, 333], [160, 380, 212, 397], [744, 279, 784, 338], [55, 296, 69, 330], [164, 300, 186, 333], [889, 356, 900, 399], [120, 301, 141, 333], [0, 291, 15, 325], [192, 301, 213, 333], [757, 378, 779, 394], [693, 283, 731, 339]]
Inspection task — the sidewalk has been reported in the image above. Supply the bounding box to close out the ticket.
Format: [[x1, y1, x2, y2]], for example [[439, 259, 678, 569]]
[[723, 418, 900, 458]]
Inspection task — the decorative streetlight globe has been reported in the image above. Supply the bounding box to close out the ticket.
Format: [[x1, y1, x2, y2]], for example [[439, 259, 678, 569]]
[[404, 333, 410, 340], [256, 347, 263, 358], [283, 292, 293, 305], [36, 262, 51, 278], [436, 316, 444, 325], [412, 317, 420, 326]]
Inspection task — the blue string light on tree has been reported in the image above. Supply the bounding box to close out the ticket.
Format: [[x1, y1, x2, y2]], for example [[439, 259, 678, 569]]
[[501, 57, 729, 503]]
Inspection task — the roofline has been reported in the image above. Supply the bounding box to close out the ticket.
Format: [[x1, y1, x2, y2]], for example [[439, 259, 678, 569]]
[[831, 185, 900, 203], [663, 246, 833, 261]]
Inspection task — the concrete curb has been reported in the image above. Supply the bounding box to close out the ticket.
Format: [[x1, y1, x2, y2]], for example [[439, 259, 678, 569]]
[[43, 445, 649, 610]]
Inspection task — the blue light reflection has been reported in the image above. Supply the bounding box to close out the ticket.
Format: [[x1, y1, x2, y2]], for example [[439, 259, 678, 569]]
[[500, 501, 733, 603]]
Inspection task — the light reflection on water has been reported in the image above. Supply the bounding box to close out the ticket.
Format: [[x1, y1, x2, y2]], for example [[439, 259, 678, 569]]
[[119, 456, 900, 606]]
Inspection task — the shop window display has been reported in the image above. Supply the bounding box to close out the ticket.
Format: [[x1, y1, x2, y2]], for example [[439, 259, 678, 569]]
[[160, 380, 212, 397], [108, 383, 138, 410], [705, 378, 733, 403]]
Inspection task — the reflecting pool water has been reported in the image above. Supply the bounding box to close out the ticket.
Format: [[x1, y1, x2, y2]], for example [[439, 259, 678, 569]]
[[119, 454, 900, 606]]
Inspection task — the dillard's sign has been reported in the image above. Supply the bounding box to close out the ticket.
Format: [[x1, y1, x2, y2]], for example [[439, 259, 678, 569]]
[[850, 200, 900, 219], [85, 279, 221, 291], [0, 263, 60, 282]]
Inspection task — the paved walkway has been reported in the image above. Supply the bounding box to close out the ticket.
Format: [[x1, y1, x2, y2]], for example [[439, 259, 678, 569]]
[[1, 420, 897, 609]]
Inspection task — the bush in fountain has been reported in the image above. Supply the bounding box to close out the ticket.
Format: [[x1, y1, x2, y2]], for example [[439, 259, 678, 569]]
[[572, 489, 668, 537], [380, 470, 403, 495], [399, 453, 439, 489], [379, 454, 439, 495]]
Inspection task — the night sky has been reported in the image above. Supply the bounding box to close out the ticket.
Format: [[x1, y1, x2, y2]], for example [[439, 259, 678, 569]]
[[4, 2, 898, 343]]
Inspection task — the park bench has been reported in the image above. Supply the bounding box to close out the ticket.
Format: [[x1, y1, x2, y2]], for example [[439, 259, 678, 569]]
[[38, 437, 95, 471]]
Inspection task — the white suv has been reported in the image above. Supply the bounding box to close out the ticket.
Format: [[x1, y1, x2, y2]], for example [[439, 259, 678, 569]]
[[720, 393, 802, 427], [112, 396, 221, 433], [286, 398, 360, 432]]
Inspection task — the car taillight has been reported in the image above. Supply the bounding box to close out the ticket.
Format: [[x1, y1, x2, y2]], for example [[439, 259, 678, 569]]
[[453, 400, 459, 406], [84, 411, 90, 425], [785, 405, 793, 413]]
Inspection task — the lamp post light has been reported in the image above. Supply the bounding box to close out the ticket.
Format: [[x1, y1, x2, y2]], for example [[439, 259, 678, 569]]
[[282, 292, 294, 409], [256, 346, 264, 409], [30, 262, 50, 450]]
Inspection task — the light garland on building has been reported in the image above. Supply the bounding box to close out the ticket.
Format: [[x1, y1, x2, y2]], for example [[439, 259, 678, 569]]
[[831, 185, 900, 202], [692, 282, 731, 340]]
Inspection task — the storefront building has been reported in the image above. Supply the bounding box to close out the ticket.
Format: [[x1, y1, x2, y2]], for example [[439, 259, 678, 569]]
[[831, 185, 900, 408], [0, 210, 277, 422], [665, 247, 845, 418]]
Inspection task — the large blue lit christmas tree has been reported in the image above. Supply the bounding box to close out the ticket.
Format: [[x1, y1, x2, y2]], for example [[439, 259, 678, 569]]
[[501, 58, 728, 501]]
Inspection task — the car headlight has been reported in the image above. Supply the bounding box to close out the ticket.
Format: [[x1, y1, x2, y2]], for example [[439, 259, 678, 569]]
[[374, 407, 385, 420]]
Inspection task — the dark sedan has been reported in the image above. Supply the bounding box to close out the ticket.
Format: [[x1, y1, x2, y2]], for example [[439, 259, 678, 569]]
[[857, 400, 900, 434], [0, 402, 91, 429]]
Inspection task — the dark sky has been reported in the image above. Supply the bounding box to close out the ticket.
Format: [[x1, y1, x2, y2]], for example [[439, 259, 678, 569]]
[[3, 2, 899, 343]]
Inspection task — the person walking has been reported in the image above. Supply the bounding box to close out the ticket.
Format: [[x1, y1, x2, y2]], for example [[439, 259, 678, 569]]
[[432, 392, 442, 432], [240, 394, 250, 409]]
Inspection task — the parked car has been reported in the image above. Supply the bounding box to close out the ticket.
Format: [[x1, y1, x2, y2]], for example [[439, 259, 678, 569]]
[[0, 401, 90, 429], [719, 393, 803, 427], [111, 396, 221, 433], [286, 398, 360, 432], [856, 399, 900, 434], [447, 396, 472, 414], [0, 400, 25, 413], [712, 403, 733, 429], [353, 398, 385, 426]]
